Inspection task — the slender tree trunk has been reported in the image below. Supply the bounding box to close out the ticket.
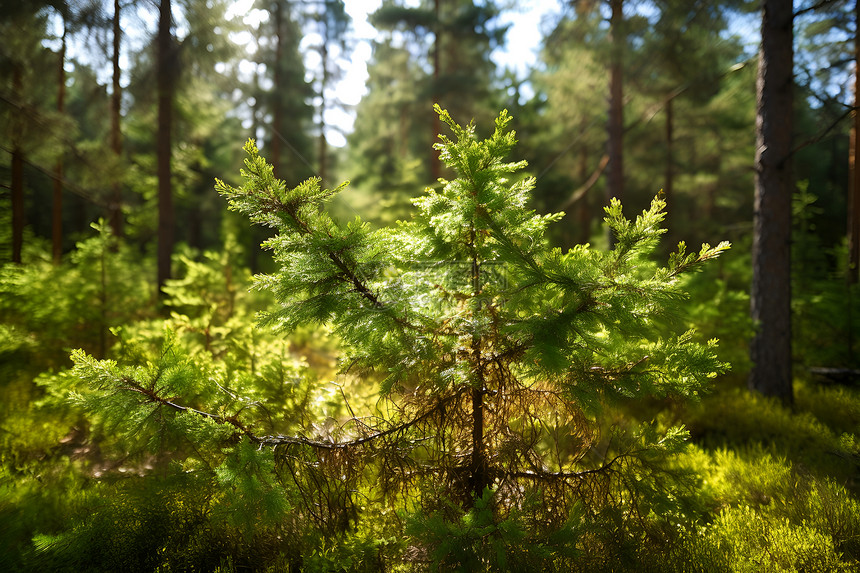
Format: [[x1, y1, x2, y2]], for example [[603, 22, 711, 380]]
[[469, 383, 486, 500], [252, 57, 262, 143], [749, 0, 793, 405], [399, 107, 408, 158], [848, 0, 860, 284], [431, 0, 441, 181], [272, 0, 284, 177], [606, 0, 624, 248], [249, 59, 264, 274], [157, 0, 175, 296], [98, 234, 107, 359], [53, 28, 66, 266], [318, 38, 328, 186], [11, 63, 24, 264], [469, 252, 488, 503], [847, 0, 860, 362], [109, 0, 123, 238], [577, 130, 591, 245], [664, 95, 674, 214]]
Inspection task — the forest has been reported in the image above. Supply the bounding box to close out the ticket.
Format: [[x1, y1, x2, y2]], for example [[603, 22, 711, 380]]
[[2, 0, 860, 571]]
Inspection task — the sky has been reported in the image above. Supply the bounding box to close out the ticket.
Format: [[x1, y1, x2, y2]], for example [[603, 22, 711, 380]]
[[53, 0, 560, 147], [331, 0, 558, 145], [226, 0, 560, 146]]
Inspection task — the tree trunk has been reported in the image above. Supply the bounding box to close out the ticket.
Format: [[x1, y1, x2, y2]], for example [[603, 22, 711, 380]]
[[577, 132, 591, 245], [272, 0, 284, 177], [11, 63, 24, 265], [431, 0, 441, 182], [848, 0, 860, 284], [318, 38, 328, 186], [664, 94, 674, 217], [606, 0, 624, 248], [749, 0, 794, 405], [157, 0, 175, 296], [109, 0, 123, 239], [469, 254, 488, 503], [53, 28, 66, 266]]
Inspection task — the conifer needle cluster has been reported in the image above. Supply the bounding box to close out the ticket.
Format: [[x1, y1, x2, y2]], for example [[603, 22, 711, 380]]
[[67, 106, 730, 569]]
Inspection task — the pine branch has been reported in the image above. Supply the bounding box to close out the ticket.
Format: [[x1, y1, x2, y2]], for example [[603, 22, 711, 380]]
[[219, 142, 426, 332], [117, 375, 253, 435], [504, 453, 626, 482], [113, 362, 467, 455]]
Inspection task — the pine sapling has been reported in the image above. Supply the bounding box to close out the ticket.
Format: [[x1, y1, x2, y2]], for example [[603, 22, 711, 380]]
[[67, 106, 730, 565]]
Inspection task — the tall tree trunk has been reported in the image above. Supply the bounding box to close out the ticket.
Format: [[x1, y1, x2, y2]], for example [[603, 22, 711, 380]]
[[847, 0, 860, 362], [272, 0, 284, 177], [749, 0, 793, 405], [849, 0, 860, 284], [318, 38, 328, 186], [606, 0, 624, 248], [53, 28, 66, 266], [577, 129, 591, 245], [109, 0, 123, 239], [431, 0, 441, 181], [664, 94, 674, 216], [469, 253, 488, 503], [11, 63, 24, 264], [157, 0, 175, 296], [249, 58, 264, 274]]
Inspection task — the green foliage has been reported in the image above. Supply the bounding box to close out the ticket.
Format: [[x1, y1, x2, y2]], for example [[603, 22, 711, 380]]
[[678, 244, 754, 381], [0, 222, 328, 570], [0, 220, 151, 366], [404, 487, 582, 572], [212, 106, 731, 568], [345, 0, 508, 223], [688, 384, 859, 482], [791, 186, 860, 368], [1, 106, 740, 570], [23, 323, 317, 571], [1, 100, 857, 571], [0, 223, 156, 570], [689, 449, 860, 572], [302, 531, 398, 573], [17, 104, 860, 572], [708, 505, 846, 572], [668, 377, 860, 572], [2, 0, 857, 567]]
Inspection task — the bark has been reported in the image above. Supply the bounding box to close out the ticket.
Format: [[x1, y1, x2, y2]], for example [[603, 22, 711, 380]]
[[849, 0, 860, 284], [469, 254, 488, 503], [272, 1, 284, 177], [157, 0, 175, 295], [606, 0, 624, 248], [11, 63, 24, 264], [431, 0, 441, 182], [577, 135, 591, 245], [469, 384, 487, 500], [12, 152, 24, 265], [53, 28, 66, 266], [318, 38, 328, 186], [749, 0, 794, 405], [109, 0, 123, 238], [664, 95, 674, 214]]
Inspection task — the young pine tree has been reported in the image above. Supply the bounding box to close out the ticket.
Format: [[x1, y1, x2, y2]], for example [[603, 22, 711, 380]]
[[63, 107, 729, 570]]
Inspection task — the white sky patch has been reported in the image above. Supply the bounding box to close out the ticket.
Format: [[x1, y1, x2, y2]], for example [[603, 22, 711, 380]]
[[324, 0, 381, 146], [345, 0, 383, 39], [491, 0, 556, 78], [324, 0, 552, 145]]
